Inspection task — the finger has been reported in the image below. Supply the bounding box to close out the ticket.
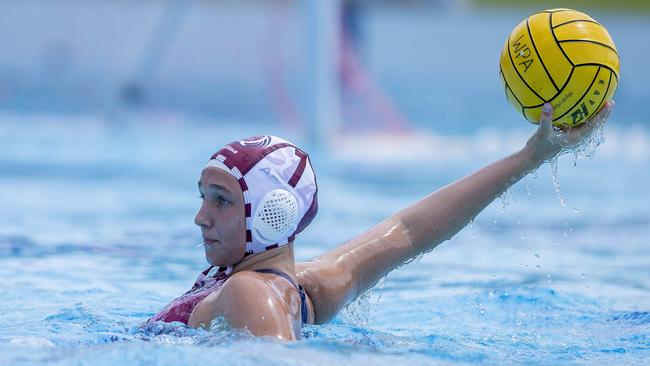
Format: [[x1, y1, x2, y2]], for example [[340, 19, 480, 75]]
[[567, 118, 597, 141], [601, 100, 614, 120], [566, 101, 612, 141], [539, 103, 554, 135], [573, 100, 613, 130], [589, 101, 613, 126]]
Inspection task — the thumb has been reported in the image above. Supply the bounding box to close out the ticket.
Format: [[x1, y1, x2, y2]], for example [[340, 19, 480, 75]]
[[539, 103, 554, 135]]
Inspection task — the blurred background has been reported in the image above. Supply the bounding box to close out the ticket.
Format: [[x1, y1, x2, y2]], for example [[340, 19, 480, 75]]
[[0, 0, 647, 137], [0, 1, 649, 364]]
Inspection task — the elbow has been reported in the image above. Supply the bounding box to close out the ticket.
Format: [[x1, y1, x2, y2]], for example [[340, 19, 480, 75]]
[[396, 211, 448, 255], [394, 213, 428, 256]]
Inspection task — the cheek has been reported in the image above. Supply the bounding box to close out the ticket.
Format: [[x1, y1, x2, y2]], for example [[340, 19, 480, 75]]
[[219, 206, 246, 256], [225, 206, 246, 238]]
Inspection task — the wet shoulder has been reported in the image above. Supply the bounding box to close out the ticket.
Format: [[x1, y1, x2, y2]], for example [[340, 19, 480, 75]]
[[188, 271, 287, 328], [222, 270, 300, 306]]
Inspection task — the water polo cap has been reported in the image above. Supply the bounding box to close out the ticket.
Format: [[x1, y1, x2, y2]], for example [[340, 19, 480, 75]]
[[206, 135, 318, 257]]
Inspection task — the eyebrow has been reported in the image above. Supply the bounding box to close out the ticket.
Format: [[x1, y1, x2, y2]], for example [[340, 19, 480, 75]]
[[197, 181, 232, 194]]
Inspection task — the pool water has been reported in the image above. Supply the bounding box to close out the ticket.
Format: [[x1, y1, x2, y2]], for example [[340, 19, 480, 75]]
[[0, 111, 648, 365]]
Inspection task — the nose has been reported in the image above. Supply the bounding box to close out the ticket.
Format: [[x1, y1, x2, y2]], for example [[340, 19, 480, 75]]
[[194, 202, 212, 228]]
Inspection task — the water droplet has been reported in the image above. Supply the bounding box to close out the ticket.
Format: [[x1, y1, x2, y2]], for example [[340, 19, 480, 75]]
[[531, 169, 539, 179], [535, 264, 541, 270], [523, 176, 532, 196], [376, 276, 388, 306], [499, 189, 512, 212], [534, 253, 540, 258], [469, 219, 477, 238], [340, 291, 370, 327], [549, 156, 567, 206]]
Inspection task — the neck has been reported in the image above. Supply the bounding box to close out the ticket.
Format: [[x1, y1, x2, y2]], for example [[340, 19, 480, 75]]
[[232, 241, 296, 276]]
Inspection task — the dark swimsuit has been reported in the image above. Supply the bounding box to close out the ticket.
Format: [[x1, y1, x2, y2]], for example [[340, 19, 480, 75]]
[[147, 266, 308, 325]]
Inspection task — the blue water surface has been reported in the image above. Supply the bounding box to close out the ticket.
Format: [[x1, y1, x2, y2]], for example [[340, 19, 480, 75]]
[[0, 110, 648, 365], [1, 3, 650, 364]]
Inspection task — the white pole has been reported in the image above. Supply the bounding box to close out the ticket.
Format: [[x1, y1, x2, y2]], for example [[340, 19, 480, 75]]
[[302, 0, 342, 150]]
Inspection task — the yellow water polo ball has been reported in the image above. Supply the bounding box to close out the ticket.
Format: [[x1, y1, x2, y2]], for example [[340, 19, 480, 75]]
[[499, 8, 620, 127]]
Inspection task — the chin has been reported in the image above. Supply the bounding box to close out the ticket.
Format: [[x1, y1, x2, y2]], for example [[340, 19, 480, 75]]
[[205, 251, 223, 266], [205, 251, 236, 267], [203, 243, 245, 267]]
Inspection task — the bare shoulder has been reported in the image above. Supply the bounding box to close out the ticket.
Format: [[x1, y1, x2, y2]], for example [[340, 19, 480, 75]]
[[188, 271, 300, 340], [221, 271, 279, 299]]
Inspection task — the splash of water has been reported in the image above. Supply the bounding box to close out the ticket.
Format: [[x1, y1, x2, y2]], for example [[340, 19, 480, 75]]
[[549, 156, 567, 207], [545, 120, 607, 206], [499, 188, 514, 212], [340, 292, 370, 327], [569, 118, 607, 160], [469, 219, 477, 238], [530, 169, 539, 179], [523, 176, 532, 196], [376, 276, 388, 306]]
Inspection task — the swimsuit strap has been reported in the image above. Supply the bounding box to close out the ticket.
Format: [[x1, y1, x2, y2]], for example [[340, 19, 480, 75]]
[[253, 268, 308, 324]]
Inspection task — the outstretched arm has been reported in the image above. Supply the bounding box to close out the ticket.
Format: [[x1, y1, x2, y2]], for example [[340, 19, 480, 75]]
[[398, 102, 612, 254], [297, 102, 613, 324]]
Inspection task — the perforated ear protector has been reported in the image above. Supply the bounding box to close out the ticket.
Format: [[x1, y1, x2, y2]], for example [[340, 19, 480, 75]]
[[252, 189, 299, 244]]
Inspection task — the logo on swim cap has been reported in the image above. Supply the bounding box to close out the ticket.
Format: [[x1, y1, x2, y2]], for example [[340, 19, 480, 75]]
[[239, 135, 271, 148]]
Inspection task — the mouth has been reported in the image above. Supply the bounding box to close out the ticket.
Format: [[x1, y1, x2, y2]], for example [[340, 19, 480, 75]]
[[202, 238, 219, 246]]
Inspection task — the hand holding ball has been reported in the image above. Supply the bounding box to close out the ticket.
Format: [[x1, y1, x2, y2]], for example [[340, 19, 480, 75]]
[[499, 9, 619, 127]]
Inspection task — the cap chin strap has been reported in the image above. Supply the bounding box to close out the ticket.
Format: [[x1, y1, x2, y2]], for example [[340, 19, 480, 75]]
[[215, 266, 233, 276]]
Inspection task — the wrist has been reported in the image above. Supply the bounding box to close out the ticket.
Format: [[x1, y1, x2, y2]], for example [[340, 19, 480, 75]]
[[518, 144, 546, 170]]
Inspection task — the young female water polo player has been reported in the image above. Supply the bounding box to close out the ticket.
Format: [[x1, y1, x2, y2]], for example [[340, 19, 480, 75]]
[[147, 101, 614, 340]]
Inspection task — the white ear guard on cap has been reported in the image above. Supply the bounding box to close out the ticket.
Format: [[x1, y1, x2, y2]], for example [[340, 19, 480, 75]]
[[252, 189, 299, 244]]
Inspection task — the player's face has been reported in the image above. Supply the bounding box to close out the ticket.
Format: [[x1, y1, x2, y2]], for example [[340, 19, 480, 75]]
[[195, 167, 246, 266]]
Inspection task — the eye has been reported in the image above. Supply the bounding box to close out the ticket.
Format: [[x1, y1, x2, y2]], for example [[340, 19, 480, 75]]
[[198, 194, 205, 200], [217, 196, 229, 206]]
